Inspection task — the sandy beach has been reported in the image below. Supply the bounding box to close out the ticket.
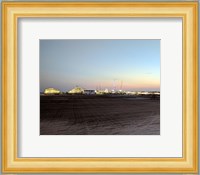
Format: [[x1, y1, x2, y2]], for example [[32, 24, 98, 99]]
[[40, 94, 160, 135]]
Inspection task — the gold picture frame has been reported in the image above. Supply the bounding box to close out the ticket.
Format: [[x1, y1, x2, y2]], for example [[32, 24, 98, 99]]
[[2, 2, 198, 173]]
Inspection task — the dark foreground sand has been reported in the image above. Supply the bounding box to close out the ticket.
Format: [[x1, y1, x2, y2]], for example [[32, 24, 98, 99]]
[[40, 95, 160, 135]]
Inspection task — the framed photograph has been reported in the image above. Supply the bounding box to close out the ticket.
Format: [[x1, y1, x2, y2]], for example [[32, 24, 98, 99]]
[[40, 39, 161, 135], [2, 2, 198, 173]]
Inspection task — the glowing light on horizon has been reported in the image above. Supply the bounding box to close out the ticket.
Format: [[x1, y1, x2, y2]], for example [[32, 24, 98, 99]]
[[44, 88, 61, 94]]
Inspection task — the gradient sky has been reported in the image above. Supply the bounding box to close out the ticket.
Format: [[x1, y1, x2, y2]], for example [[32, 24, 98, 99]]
[[40, 40, 160, 92]]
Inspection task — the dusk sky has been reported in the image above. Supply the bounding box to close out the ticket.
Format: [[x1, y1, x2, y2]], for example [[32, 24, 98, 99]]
[[40, 40, 160, 92]]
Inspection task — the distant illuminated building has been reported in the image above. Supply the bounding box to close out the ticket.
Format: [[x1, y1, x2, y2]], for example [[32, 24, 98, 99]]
[[104, 89, 109, 93], [95, 89, 109, 95], [84, 90, 95, 95], [44, 88, 61, 94], [111, 89, 115, 93], [126, 91, 137, 95], [125, 91, 160, 95], [137, 91, 149, 95], [68, 86, 84, 94], [154, 92, 160, 95]]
